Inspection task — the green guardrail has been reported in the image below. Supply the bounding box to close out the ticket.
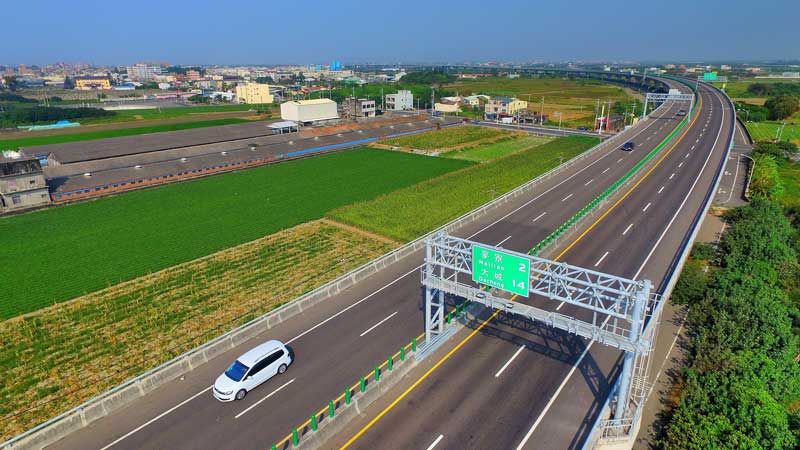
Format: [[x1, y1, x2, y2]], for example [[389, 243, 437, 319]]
[[529, 77, 699, 257]]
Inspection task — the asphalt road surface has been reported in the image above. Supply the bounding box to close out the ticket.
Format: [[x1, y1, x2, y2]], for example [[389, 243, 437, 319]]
[[325, 82, 733, 450], [44, 78, 696, 450]]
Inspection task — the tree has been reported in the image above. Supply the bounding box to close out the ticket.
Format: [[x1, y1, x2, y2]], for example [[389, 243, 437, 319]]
[[764, 95, 800, 120], [749, 154, 785, 200], [63, 76, 75, 90], [187, 94, 210, 104], [2, 75, 19, 91], [255, 76, 274, 84]]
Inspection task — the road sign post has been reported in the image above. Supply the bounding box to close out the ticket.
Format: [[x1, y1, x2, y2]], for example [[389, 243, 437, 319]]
[[471, 244, 531, 297]]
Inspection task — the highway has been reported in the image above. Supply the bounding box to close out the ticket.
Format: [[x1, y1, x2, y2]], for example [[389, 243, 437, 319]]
[[44, 78, 694, 450], [327, 82, 733, 449]]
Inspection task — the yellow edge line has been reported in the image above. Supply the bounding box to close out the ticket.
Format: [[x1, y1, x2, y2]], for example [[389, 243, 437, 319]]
[[337, 94, 704, 450]]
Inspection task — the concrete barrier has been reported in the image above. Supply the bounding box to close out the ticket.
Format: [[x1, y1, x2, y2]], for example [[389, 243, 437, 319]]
[[2, 101, 660, 450]]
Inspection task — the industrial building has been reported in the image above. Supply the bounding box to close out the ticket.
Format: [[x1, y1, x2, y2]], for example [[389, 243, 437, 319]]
[[385, 90, 413, 111], [342, 97, 376, 119], [74, 76, 111, 90], [280, 99, 339, 124], [235, 83, 274, 104], [0, 152, 50, 213], [434, 103, 460, 114]]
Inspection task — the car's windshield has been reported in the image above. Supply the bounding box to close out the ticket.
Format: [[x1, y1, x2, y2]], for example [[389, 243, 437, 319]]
[[224, 360, 250, 382]]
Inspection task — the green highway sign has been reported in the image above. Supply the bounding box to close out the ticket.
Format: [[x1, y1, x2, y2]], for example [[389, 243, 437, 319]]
[[703, 72, 718, 81], [471, 244, 530, 297]]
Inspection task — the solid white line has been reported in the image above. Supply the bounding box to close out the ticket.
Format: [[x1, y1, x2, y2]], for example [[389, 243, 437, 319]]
[[235, 378, 295, 419], [532, 212, 547, 222], [561, 193, 573, 202], [514, 88, 726, 450], [99, 386, 212, 450], [584, 178, 594, 186], [594, 251, 609, 267], [669, 173, 675, 180], [642, 202, 652, 212], [725, 154, 740, 203], [658, 186, 665, 194], [425, 435, 445, 450], [359, 311, 398, 337], [622, 223, 633, 236], [495, 345, 526, 378], [602, 167, 611, 174], [496, 235, 513, 246]]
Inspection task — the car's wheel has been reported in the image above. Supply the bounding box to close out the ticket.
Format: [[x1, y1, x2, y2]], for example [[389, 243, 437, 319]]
[[278, 363, 288, 374], [235, 389, 247, 400]]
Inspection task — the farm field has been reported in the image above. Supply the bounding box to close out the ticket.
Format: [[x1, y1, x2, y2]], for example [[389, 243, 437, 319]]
[[330, 136, 599, 241], [443, 77, 632, 125], [746, 121, 800, 144], [0, 148, 471, 319], [714, 78, 800, 98], [0, 117, 252, 149], [382, 125, 511, 150], [442, 135, 552, 162], [0, 220, 395, 440], [78, 104, 273, 124]]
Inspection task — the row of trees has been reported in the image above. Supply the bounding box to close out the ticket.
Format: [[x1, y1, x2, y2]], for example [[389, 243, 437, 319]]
[[0, 106, 116, 128], [747, 82, 800, 98], [661, 140, 800, 448], [737, 95, 799, 122]]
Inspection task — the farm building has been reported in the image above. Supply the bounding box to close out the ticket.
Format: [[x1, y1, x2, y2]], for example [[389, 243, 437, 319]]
[[0, 152, 51, 213], [280, 99, 339, 124]]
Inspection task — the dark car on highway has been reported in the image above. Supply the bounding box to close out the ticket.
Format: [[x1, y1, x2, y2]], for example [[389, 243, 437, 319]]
[[622, 141, 635, 151]]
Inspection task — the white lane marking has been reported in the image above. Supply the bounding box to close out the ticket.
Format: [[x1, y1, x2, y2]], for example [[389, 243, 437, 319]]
[[685, 153, 690, 159], [561, 193, 573, 202], [426, 435, 445, 450], [235, 378, 295, 419], [515, 90, 727, 450], [532, 212, 547, 222], [98, 386, 212, 450], [691, 145, 695, 150], [678, 161, 684, 168], [617, 157, 624, 163], [594, 251, 609, 267], [669, 173, 675, 180], [359, 311, 399, 337], [725, 154, 741, 203], [496, 235, 513, 247], [658, 186, 665, 194], [602, 167, 611, 174], [584, 178, 594, 186], [642, 202, 652, 212], [495, 345, 526, 378], [622, 223, 634, 236], [91, 100, 676, 450]]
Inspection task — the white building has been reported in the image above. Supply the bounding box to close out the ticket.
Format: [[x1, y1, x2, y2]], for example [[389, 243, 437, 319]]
[[126, 63, 163, 81], [280, 99, 339, 123], [385, 90, 413, 111]]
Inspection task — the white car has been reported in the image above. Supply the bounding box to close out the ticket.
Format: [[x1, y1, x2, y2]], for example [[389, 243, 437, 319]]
[[213, 340, 292, 401]]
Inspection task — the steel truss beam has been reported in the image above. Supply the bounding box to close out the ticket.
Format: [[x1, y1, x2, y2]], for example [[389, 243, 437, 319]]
[[422, 233, 661, 425]]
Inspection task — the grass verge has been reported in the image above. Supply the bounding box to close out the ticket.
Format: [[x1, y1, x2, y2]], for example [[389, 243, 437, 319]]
[[0, 118, 252, 149], [777, 158, 800, 209], [746, 121, 800, 144], [330, 136, 600, 241], [0, 220, 395, 440], [381, 125, 510, 150], [0, 148, 471, 319], [441, 135, 552, 162]]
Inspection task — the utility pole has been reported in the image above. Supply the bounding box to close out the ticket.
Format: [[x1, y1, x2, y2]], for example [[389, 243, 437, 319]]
[[598, 103, 605, 135], [540, 96, 545, 124], [431, 87, 435, 116]]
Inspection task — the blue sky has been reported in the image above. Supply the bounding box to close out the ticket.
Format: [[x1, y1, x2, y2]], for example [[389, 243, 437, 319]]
[[4, 0, 798, 65]]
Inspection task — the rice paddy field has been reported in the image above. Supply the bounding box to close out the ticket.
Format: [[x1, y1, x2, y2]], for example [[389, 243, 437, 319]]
[[443, 77, 632, 125], [0, 220, 394, 440], [0, 148, 471, 320], [382, 125, 511, 150], [746, 121, 800, 144], [330, 136, 600, 241], [442, 135, 553, 162]]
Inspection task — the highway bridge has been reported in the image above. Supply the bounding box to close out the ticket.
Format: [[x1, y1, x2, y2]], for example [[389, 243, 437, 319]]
[[15, 76, 734, 450]]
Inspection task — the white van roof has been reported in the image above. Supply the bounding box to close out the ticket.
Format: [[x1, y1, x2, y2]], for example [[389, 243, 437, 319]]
[[237, 340, 284, 366]]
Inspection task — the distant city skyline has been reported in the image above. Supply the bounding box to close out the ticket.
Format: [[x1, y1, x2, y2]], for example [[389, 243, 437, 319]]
[[4, 0, 799, 66]]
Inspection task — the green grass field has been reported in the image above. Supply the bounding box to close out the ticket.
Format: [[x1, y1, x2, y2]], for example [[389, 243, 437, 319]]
[[330, 136, 599, 241], [746, 121, 800, 144], [714, 78, 800, 98], [442, 136, 552, 162], [777, 159, 800, 209], [0, 149, 470, 319], [77, 104, 271, 124], [382, 125, 510, 150], [0, 118, 252, 149]]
